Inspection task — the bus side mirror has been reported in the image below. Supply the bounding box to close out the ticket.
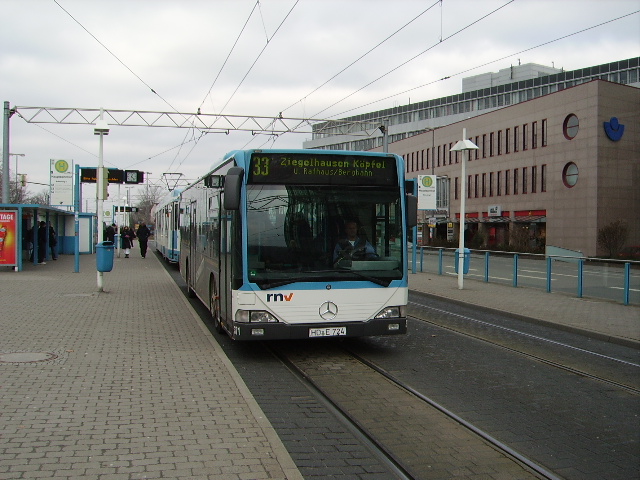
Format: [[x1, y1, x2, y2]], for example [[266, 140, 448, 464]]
[[224, 167, 244, 210], [406, 194, 418, 228]]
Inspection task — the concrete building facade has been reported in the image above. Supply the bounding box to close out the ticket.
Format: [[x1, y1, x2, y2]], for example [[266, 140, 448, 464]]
[[371, 80, 639, 257], [304, 57, 640, 154]]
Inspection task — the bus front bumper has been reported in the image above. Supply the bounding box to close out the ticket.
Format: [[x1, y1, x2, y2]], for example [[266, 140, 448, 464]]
[[229, 318, 407, 341]]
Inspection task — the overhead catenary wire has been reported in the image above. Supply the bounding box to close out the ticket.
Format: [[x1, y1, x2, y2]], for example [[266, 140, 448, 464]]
[[52, 0, 179, 116], [307, 0, 516, 120], [327, 8, 640, 120], [197, 0, 261, 114], [51, 0, 212, 175], [25, 1, 638, 192], [278, 0, 442, 116], [213, 0, 300, 116]]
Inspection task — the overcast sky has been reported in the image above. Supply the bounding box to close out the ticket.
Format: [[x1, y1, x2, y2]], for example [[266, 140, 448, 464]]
[[1, 0, 638, 204]]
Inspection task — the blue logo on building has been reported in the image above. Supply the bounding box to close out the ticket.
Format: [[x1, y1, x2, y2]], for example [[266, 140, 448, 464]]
[[604, 117, 624, 141]]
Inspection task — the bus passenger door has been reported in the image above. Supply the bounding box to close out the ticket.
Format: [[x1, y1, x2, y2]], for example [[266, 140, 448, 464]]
[[219, 212, 233, 325], [188, 201, 198, 291]]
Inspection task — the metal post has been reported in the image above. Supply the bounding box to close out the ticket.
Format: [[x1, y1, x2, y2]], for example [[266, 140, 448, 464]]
[[2, 101, 11, 203], [623, 262, 630, 306], [95, 108, 109, 291], [74, 165, 80, 272], [484, 251, 490, 282], [382, 118, 389, 153], [451, 129, 478, 290], [577, 259, 584, 298], [457, 128, 467, 290]]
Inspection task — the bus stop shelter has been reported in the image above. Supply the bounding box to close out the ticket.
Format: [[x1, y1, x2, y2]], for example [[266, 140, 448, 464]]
[[0, 204, 94, 271]]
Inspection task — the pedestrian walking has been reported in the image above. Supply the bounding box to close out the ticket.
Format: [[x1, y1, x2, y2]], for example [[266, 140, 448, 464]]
[[121, 226, 134, 258], [136, 223, 151, 258], [105, 223, 116, 243]]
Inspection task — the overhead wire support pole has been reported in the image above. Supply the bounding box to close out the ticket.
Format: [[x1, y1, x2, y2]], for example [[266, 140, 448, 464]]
[[94, 108, 110, 292], [2, 101, 13, 203]]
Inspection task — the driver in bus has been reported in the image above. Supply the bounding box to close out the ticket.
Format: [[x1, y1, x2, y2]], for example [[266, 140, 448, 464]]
[[333, 220, 377, 266]]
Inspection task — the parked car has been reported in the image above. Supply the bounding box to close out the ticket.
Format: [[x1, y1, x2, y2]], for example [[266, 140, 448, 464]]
[[617, 245, 640, 260]]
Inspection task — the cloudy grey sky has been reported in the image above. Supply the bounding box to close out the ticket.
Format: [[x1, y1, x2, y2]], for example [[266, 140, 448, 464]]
[[1, 0, 638, 203]]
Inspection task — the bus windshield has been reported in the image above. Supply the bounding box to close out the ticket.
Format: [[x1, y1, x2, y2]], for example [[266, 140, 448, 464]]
[[246, 184, 404, 288]]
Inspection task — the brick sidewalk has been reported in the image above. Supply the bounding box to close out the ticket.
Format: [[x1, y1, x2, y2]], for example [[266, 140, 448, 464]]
[[409, 270, 640, 347], [0, 253, 302, 480]]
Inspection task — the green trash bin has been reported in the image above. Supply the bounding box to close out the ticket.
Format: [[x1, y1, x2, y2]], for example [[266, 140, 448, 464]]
[[96, 241, 115, 272]]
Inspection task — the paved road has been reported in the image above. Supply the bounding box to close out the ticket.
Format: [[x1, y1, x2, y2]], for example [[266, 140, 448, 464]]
[[1, 250, 637, 480]]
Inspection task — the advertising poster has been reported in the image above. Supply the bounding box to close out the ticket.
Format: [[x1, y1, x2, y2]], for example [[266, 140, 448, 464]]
[[0, 211, 18, 266]]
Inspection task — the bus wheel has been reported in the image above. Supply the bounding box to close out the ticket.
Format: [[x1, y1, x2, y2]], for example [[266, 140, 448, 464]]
[[210, 279, 223, 334]]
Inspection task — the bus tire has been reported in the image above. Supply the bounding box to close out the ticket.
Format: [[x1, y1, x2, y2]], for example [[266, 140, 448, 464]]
[[210, 278, 223, 334]]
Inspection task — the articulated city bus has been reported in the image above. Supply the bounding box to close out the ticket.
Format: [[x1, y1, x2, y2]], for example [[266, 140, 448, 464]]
[[179, 149, 417, 340]]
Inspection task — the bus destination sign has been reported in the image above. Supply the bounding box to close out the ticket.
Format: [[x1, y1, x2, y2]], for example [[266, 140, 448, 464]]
[[248, 152, 397, 186]]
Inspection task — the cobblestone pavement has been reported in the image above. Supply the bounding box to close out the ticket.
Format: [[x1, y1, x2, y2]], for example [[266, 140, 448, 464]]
[[0, 254, 302, 480]]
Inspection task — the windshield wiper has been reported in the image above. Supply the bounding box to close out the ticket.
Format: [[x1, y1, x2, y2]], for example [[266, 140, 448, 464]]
[[255, 270, 391, 289], [335, 269, 391, 287], [258, 279, 298, 289]]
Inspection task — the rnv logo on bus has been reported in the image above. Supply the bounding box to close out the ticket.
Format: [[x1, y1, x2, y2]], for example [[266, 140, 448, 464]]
[[266, 293, 294, 302]]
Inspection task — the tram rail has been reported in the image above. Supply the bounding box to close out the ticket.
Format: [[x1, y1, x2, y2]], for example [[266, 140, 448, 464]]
[[408, 299, 640, 395], [267, 341, 555, 480]]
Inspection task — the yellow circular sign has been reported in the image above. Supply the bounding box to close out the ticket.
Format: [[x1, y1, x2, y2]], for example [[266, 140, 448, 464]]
[[54, 160, 69, 173], [421, 176, 433, 187]]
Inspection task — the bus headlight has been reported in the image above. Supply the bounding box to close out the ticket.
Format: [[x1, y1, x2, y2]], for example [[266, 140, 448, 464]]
[[236, 310, 279, 323], [374, 306, 405, 319]]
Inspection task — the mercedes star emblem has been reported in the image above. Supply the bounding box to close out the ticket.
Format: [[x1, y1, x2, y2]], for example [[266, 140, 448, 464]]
[[319, 301, 338, 321]]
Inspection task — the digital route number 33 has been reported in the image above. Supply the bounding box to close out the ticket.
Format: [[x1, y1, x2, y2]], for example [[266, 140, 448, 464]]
[[252, 157, 271, 176]]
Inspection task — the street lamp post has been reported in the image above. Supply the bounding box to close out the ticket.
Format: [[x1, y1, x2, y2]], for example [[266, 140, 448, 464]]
[[94, 110, 110, 291], [450, 128, 478, 290]]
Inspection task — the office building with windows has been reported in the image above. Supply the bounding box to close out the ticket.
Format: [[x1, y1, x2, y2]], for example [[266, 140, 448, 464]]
[[304, 58, 640, 257]]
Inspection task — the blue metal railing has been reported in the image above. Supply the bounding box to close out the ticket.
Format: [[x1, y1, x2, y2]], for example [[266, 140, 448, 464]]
[[410, 246, 640, 306]]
